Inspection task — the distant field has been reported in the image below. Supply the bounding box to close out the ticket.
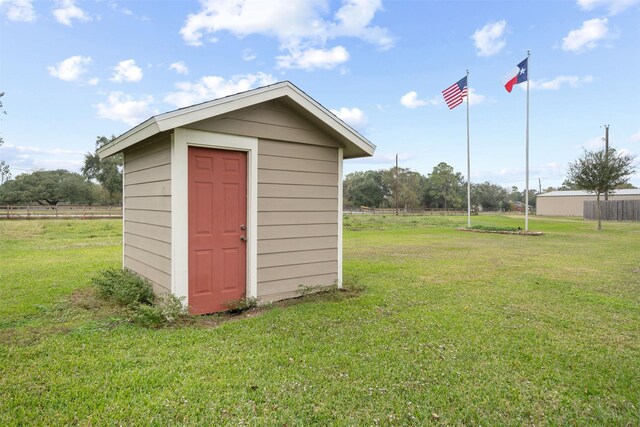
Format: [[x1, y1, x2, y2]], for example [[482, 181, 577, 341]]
[[1, 216, 639, 425]]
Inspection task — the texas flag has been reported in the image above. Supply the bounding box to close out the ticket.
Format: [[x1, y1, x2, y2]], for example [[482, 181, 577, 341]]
[[502, 58, 528, 93]]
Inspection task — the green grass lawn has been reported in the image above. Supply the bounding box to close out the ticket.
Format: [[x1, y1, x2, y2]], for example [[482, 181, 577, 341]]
[[1, 216, 639, 425]]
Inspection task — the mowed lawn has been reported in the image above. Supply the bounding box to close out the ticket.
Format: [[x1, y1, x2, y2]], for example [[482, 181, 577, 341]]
[[1, 216, 639, 425]]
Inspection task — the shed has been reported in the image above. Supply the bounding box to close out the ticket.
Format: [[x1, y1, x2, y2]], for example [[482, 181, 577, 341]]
[[537, 189, 640, 216], [98, 81, 375, 314]]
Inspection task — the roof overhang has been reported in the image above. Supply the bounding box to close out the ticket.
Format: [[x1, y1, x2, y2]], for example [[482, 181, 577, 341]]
[[98, 81, 376, 160]]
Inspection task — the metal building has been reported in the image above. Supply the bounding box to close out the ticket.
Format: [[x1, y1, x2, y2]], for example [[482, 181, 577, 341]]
[[536, 189, 640, 217]]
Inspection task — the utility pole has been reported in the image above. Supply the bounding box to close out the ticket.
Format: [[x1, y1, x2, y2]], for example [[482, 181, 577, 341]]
[[538, 177, 541, 193], [604, 124, 610, 200], [395, 153, 399, 215]]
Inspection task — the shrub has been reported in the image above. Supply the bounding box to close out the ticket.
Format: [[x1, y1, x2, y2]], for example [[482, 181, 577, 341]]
[[298, 283, 339, 297], [224, 296, 259, 314], [469, 224, 519, 232], [92, 268, 154, 307], [132, 304, 166, 328], [133, 294, 188, 328]]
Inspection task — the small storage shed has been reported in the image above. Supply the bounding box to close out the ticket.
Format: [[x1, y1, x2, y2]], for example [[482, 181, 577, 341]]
[[98, 81, 375, 314], [537, 189, 640, 216]]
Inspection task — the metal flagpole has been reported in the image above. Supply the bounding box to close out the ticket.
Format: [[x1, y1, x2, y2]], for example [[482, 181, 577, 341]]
[[466, 69, 471, 228], [525, 50, 530, 232]]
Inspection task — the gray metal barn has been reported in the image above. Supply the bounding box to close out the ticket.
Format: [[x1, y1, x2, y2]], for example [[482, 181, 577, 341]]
[[98, 81, 375, 314], [536, 189, 640, 217]]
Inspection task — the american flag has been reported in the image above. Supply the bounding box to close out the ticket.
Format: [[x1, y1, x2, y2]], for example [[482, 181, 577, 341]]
[[442, 76, 468, 110]]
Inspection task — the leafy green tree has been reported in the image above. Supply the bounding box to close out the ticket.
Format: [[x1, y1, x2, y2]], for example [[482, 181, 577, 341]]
[[509, 186, 522, 203], [0, 91, 11, 184], [82, 136, 122, 205], [559, 179, 577, 190], [423, 162, 465, 210], [504, 186, 538, 211], [0, 161, 9, 184], [471, 182, 510, 211], [566, 148, 637, 230], [0, 169, 99, 205], [343, 170, 388, 208], [382, 167, 426, 210], [615, 182, 637, 189]]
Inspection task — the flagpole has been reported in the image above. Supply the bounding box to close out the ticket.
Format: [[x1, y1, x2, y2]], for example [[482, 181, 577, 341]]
[[466, 69, 471, 228], [525, 50, 530, 232]]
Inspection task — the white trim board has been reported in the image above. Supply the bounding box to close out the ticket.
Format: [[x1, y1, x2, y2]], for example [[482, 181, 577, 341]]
[[171, 128, 259, 304], [337, 147, 343, 289], [121, 152, 126, 269]]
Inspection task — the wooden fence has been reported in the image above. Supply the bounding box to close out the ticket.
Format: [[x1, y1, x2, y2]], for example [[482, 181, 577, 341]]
[[344, 207, 469, 216], [1, 205, 122, 220], [583, 200, 640, 222]]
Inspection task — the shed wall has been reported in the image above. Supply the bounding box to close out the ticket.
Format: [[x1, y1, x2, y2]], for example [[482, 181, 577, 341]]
[[185, 101, 341, 302], [256, 139, 339, 301], [123, 134, 172, 293], [188, 99, 340, 149], [537, 193, 640, 216]]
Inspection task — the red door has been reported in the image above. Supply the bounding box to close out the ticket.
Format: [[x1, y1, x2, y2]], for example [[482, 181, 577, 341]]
[[188, 147, 247, 314]]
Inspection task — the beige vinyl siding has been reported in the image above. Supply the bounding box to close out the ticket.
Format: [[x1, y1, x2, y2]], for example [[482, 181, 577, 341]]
[[123, 134, 172, 293], [187, 100, 341, 149], [257, 139, 339, 302]]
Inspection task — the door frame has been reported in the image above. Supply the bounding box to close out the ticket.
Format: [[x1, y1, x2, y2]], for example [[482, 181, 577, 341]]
[[171, 128, 258, 306]]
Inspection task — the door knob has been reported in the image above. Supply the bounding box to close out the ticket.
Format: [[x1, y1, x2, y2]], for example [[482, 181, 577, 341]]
[[240, 224, 246, 230], [240, 235, 247, 242]]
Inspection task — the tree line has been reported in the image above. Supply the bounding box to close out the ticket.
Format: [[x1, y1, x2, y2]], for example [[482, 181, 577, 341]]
[[344, 162, 538, 211], [0, 136, 122, 206], [0, 136, 635, 212], [345, 148, 637, 212]]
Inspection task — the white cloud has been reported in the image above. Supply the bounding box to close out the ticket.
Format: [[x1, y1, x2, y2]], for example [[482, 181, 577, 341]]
[[2, 143, 85, 156], [1, 0, 36, 22], [95, 92, 157, 126], [47, 55, 92, 82], [0, 143, 86, 174], [528, 75, 594, 90], [87, 77, 99, 86], [180, 0, 322, 46], [468, 88, 486, 106], [164, 72, 277, 108], [109, 2, 133, 16], [277, 46, 349, 70], [400, 91, 427, 109], [630, 130, 640, 142], [400, 91, 441, 109], [584, 136, 605, 149], [53, 0, 91, 26], [577, 0, 640, 14], [109, 1, 149, 21], [330, 107, 368, 129], [242, 49, 257, 61], [169, 61, 189, 75], [110, 59, 143, 83], [562, 18, 610, 52], [179, 0, 393, 69], [471, 20, 507, 57], [332, 0, 395, 50]]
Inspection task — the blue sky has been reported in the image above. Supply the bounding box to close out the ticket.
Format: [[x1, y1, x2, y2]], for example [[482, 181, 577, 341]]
[[1, 0, 639, 188]]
